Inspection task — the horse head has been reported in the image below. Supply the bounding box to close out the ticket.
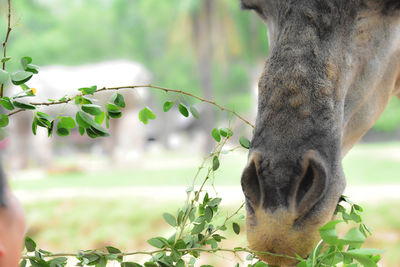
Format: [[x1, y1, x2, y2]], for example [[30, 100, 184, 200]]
[[240, 1, 400, 265]]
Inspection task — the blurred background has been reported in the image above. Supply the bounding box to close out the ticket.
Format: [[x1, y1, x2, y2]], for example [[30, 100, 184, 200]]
[[0, 0, 400, 266]]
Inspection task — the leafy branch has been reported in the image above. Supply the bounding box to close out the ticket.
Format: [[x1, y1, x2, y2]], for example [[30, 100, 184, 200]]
[[4, 84, 255, 128]]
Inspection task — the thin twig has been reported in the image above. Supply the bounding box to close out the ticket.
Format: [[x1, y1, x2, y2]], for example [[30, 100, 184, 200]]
[[21, 246, 299, 261], [7, 84, 255, 128], [1, 0, 12, 97], [6, 108, 23, 116]]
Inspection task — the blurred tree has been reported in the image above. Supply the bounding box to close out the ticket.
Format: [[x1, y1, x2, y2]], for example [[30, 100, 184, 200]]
[[6, 0, 397, 138]]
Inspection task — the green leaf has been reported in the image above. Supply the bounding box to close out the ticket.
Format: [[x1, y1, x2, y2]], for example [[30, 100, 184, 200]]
[[11, 71, 33, 85], [78, 127, 85, 136], [105, 114, 110, 128], [0, 114, 8, 127], [76, 111, 94, 128], [47, 120, 54, 137], [31, 118, 38, 135], [174, 239, 186, 250], [110, 93, 126, 108], [204, 207, 213, 222], [0, 97, 14, 110], [75, 95, 93, 105], [13, 101, 36, 110], [207, 198, 222, 208], [318, 220, 342, 245], [212, 234, 225, 242], [219, 128, 233, 137], [25, 64, 39, 74], [56, 127, 70, 137], [106, 103, 122, 118], [212, 156, 220, 171], [211, 128, 221, 142], [82, 104, 103, 116], [190, 106, 200, 119], [107, 110, 122, 119], [48, 257, 68, 266], [78, 85, 97, 95], [20, 84, 35, 96], [178, 103, 189, 117], [144, 262, 158, 267], [147, 237, 168, 249], [341, 227, 366, 245], [21, 56, 32, 69], [122, 263, 143, 267], [253, 262, 269, 267], [342, 252, 378, 267], [88, 123, 109, 137], [163, 101, 174, 112], [58, 117, 76, 129], [106, 246, 121, 254], [21, 57, 38, 74], [239, 136, 251, 149], [19, 259, 27, 267], [232, 222, 240, 235], [1, 57, 11, 63], [176, 259, 185, 267], [95, 111, 105, 124], [162, 213, 177, 227], [139, 107, 156, 125], [106, 103, 119, 112], [345, 248, 386, 256], [25, 237, 37, 252], [191, 221, 206, 234], [0, 69, 9, 85]]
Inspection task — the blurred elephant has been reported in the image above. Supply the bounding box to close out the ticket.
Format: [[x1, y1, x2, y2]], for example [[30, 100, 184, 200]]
[[6, 59, 152, 170]]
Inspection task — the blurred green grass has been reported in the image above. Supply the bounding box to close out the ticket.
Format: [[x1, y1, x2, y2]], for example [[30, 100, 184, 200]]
[[23, 198, 400, 267], [11, 142, 400, 190], [16, 142, 400, 266]]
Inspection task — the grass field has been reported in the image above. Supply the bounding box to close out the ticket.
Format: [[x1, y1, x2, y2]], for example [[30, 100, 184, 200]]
[[23, 198, 400, 267], [14, 142, 400, 266], [10, 142, 400, 190]]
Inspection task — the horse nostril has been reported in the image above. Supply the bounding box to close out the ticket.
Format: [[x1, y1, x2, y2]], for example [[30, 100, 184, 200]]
[[296, 164, 314, 208], [294, 151, 328, 218], [241, 155, 262, 211]]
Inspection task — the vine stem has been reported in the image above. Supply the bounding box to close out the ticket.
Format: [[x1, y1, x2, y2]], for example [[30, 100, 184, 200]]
[[21, 247, 299, 261], [6, 84, 255, 128], [176, 137, 229, 241], [1, 0, 12, 98]]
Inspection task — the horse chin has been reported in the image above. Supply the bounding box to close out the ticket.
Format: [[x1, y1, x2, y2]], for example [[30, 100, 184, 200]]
[[246, 207, 333, 266]]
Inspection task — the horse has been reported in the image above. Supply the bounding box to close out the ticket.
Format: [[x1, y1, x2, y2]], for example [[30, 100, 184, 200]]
[[239, 0, 400, 265]]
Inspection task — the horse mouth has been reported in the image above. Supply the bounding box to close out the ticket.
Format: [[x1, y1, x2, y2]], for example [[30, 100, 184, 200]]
[[245, 206, 334, 266]]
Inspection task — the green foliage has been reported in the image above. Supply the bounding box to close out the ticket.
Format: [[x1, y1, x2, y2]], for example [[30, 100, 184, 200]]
[[0, 114, 8, 127], [163, 101, 174, 112], [239, 136, 251, 149], [178, 103, 189, 117], [139, 107, 156, 125], [0, 97, 14, 110], [111, 93, 126, 108], [211, 128, 221, 142], [296, 197, 384, 267]]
